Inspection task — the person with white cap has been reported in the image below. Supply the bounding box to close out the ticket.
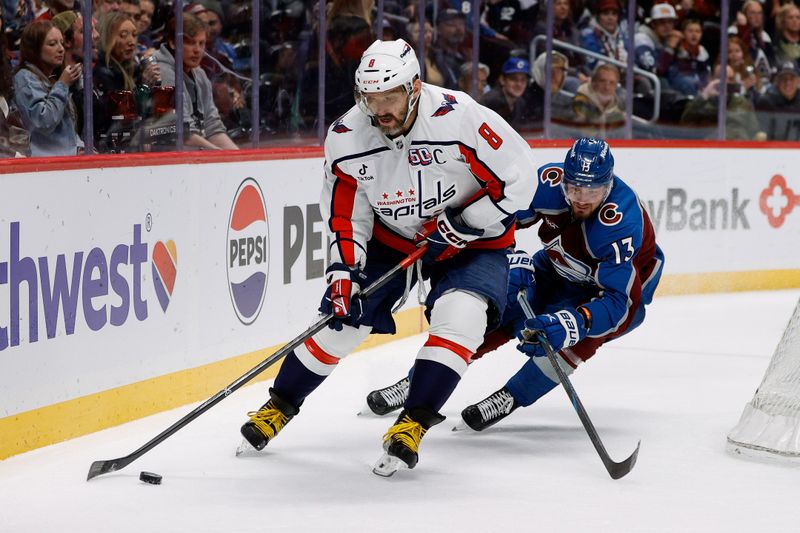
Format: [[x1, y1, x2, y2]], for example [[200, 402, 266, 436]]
[[238, 39, 538, 477], [634, 3, 681, 75]]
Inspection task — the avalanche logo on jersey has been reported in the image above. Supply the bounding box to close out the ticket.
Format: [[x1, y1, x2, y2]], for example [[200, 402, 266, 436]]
[[151, 239, 178, 312], [227, 178, 270, 325], [332, 118, 352, 134], [544, 237, 594, 284], [540, 166, 564, 186], [599, 203, 623, 226], [432, 93, 458, 117]]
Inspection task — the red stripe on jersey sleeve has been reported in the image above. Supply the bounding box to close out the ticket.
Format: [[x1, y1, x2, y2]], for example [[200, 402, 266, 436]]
[[424, 334, 474, 363], [331, 165, 359, 265], [458, 145, 506, 202]]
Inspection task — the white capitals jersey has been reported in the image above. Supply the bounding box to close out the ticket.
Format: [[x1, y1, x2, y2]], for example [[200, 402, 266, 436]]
[[321, 83, 538, 267]]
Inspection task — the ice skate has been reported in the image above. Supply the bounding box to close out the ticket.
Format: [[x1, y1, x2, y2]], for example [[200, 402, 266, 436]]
[[360, 376, 410, 416], [239, 388, 299, 452], [453, 387, 518, 432], [372, 407, 445, 477]]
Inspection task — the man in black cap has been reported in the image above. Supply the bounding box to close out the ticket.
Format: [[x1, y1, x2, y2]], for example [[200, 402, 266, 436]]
[[756, 61, 800, 140], [433, 8, 467, 90]]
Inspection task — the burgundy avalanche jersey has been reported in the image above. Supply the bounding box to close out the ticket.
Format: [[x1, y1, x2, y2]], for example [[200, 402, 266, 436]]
[[516, 163, 665, 337], [320, 83, 538, 267]]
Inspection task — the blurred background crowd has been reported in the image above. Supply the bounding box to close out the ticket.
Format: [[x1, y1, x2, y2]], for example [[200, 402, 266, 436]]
[[1, 0, 800, 157]]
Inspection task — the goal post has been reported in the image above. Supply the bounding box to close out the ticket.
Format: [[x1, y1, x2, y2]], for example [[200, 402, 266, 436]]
[[727, 297, 800, 462]]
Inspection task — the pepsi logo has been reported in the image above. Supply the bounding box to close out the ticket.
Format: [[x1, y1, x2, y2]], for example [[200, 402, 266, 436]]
[[227, 178, 270, 325], [152, 239, 177, 312]]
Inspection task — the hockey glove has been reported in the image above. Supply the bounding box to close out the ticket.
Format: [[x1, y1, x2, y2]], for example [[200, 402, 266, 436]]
[[517, 308, 589, 357], [320, 263, 367, 331], [415, 207, 484, 265]]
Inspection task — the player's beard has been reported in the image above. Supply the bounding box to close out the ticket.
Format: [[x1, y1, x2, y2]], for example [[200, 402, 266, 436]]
[[571, 202, 596, 221], [375, 109, 408, 136]]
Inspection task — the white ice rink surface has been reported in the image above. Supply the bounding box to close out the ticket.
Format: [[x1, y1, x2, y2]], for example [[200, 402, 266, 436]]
[[2, 290, 800, 532]]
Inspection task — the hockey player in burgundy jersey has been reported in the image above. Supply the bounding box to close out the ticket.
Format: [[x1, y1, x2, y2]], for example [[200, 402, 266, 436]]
[[365, 138, 665, 432], [238, 38, 537, 476]]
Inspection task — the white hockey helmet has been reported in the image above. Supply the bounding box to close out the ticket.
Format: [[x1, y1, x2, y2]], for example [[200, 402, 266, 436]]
[[354, 39, 421, 120]]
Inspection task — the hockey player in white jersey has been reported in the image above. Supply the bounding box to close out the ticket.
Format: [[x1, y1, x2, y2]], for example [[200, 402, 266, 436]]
[[239, 39, 537, 476]]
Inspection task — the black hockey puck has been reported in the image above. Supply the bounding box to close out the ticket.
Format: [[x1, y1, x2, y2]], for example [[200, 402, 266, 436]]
[[139, 471, 162, 485]]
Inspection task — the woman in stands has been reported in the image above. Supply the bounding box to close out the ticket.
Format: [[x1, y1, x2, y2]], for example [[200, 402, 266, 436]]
[[13, 20, 81, 157], [93, 11, 160, 150]]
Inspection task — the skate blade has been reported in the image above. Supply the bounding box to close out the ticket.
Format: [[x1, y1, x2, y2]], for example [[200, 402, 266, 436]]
[[372, 453, 407, 477], [451, 419, 474, 432], [235, 438, 261, 457], [357, 404, 378, 417]]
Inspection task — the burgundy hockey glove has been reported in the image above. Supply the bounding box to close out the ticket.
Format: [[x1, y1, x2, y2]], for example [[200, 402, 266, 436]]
[[415, 207, 484, 265], [320, 263, 367, 331], [517, 308, 589, 357]]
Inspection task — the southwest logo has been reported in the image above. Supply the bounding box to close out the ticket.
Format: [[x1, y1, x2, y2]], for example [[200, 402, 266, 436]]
[[151, 240, 177, 312], [0, 222, 175, 351], [227, 178, 269, 325]]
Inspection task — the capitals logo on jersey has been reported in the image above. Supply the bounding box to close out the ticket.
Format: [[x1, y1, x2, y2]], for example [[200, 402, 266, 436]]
[[432, 93, 458, 117], [332, 118, 352, 133]]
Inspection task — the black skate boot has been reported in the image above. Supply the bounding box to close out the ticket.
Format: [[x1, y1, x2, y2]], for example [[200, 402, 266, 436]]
[[364, 376, 410, 416], [239, 388, 299, 451], [456, 387, 519, 432], [372, 406, 445, 477]]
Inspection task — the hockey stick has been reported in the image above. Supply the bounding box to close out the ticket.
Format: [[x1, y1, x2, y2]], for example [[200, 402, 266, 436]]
[[516, 290, 640, 480], [87, 246, 428, 481]]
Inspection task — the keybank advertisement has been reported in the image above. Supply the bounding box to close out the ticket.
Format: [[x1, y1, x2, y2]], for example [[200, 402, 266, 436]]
[[1, 148, 798, 417]]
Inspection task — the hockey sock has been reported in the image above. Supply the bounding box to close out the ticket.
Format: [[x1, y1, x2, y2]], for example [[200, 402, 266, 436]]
[[505, 358, 558, 407], [405, 359, 461, 412], [272, 350, 328, 408]]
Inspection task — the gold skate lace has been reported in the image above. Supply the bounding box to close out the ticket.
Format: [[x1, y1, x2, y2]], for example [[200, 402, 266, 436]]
[[383, 416, 427, 452], [246, 406, 288, 439]]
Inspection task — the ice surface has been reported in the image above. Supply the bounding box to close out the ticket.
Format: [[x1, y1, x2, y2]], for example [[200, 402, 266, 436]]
[[2, 290, 800, 532]]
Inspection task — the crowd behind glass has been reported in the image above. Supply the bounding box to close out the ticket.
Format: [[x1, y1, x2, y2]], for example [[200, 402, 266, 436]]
[[1, 0, 799, 158]]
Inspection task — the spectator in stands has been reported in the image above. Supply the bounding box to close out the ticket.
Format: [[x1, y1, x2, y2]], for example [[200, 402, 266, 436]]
[[774, 3, 800, 64], [194, 0, 244, 71], [93, 11, 160, 148], [484, 0, 525, 44], [729, 0, 775, 80], [191, 1, 245, 135], [94, 0, 122, 16], [407, 18, 445, 87], [52, 11, 99, 145], [457, 62, 489, 96], [680, 62, 763, 140], [35, 0, 74, 22], [154, 13, 238, 149], [0, 11, 29, 157], [635, 3, 680, 76], [525, 51, 575, 128], [433, 8, 467, 89], [299, 12, 372, 127], [531, 0, 582, 78], [664, 18, 711, 96], [572, 62, 625, 135], [120, 0, 141, 24], [480, 57, 530, 128], [756, 61, 800, 140], [579, 0, 628, 74], [137, 0, 155, 48], [728, 36, 762, 98], [14, 20, 82, 156]]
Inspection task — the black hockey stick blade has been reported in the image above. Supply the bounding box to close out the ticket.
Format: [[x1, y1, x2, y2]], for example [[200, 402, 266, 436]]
[[87, 246, 427, 481], [516, 290, 641, 480]]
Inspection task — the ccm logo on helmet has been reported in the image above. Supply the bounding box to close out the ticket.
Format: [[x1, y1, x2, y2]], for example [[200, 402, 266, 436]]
[[400, 44, 411, 58], [599, 203, 623, 226]]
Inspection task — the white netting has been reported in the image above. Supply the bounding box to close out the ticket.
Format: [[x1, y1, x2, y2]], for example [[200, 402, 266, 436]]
[[727, 298, 800, 462]]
